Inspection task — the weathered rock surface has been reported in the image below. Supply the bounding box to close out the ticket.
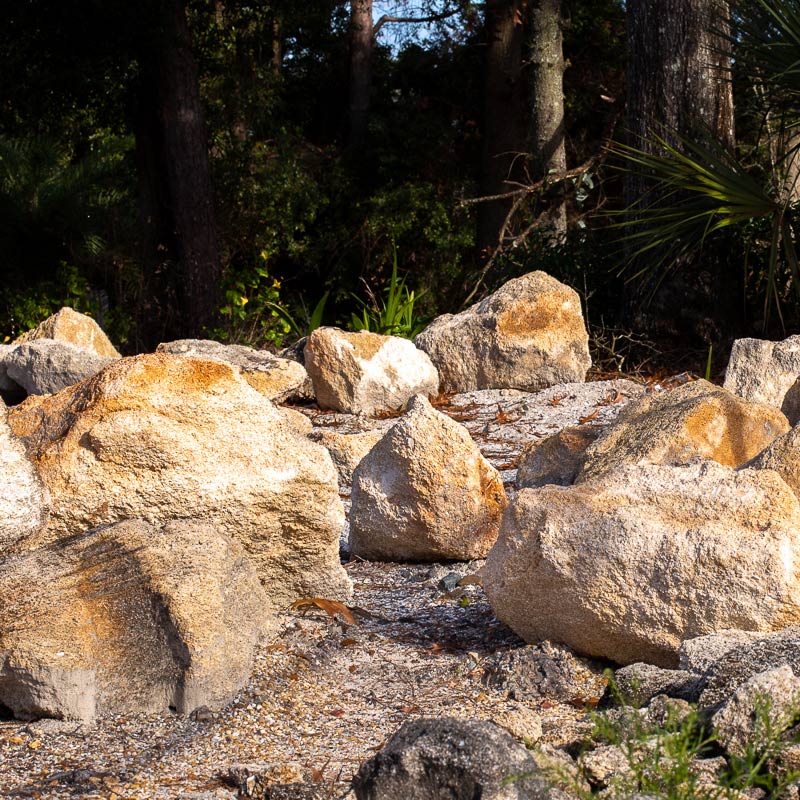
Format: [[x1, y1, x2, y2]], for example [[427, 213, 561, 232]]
[[484, 461, 800, 667], [307, 428, 385, 486], [577, 380, 789, 483], [304, 327, 439, 416], [414, 271, 591, 393], [711, 666, 800, 757], [0, 519, 272, 723], [678, 630, 766, 675], [697, 627, 800, 708], [6, 339, 116, 395], [157, 339, 312, 403], [0, 343, 24, 399], [8, 353, 350, 604], [349, 394, 507, 561], [13, 307, 121, 359], [724, 335, 800, 423], [0, 403, 50, 549], [745, 424, 800, 502], [516, 425, 602, 489], [352, 717, 552, 799], [610, 663, 701, 707]]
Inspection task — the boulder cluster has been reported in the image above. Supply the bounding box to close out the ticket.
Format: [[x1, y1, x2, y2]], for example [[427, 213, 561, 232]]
[[6, 274, 800, 796]]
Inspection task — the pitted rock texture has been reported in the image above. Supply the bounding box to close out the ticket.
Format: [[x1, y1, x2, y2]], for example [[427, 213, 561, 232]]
[[484, 460, 800, 667], [0, 403, 50, 549], [157, 339, 312, 403], [13, 307, 121, 359], [304, 327, 439, 416], [724, 335, 800, 423], [414, 271, 591, 393], [7, 353, 350, 605], [745, 424, 800, 502], [577, 379, 789, 483], [349, 394, 507, 561], [516, 425, 602, 489], [6, 340, 116, 396], [0, 519, 272, 723]]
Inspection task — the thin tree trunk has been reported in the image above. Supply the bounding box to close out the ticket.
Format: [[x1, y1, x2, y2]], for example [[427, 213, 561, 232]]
[[135, 0, 221, 342], [531, 0, 567, 236], [348, 0, 373, 150], [478, 0, 528, 255]]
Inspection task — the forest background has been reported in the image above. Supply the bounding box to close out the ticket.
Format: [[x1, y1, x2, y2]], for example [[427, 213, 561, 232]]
[[0, 0, 794, 376]]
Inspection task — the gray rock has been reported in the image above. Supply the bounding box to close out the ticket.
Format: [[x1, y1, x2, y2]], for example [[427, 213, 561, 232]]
[[579, 744, 632, 789], [611, 663, 701, 707], [352, 717, 552, 799], [516, 425, 602, 489], [157, 339, 312, 403], [414, 271, 591, 393], [724, 335, 800, 423], [6, 339, 115, 395], [711, 666, 800, 757], [699, 628, 800, 709], [0, 344, 25, 400], [0, 403, 50, 549], [678, 630, 766, 674]]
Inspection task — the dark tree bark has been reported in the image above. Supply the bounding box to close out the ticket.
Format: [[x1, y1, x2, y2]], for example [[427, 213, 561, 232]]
[[625, 0, 736, 342], [134, 0, 221, 344], [478, 0, 529, 255], [531, 0, 567, 235], [348, 0, 374, 151]]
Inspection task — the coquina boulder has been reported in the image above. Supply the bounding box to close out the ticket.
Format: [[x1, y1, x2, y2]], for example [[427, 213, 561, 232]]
[[349, 394, 507, 561], [576, 380, 789, 483], [724, 335, 800, 424], [304, 327, 439, 416], [414, 271, 591, 393], [8, 353, 350, 605], [484, 461, 800, 667], [13, 306, 121, 359], [0, 519, 272, 722]]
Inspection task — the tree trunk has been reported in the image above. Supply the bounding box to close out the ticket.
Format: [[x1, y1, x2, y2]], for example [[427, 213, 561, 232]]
[[625, 0, 736, 343], [478, 0, 529, 256], [134, 0, 221, 343], [348, 0, 373, 151], [530, 0, 567, 236]]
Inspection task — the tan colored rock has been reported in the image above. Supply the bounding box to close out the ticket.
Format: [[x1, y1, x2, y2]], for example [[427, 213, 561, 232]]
[[349, 394, 507, 561], [484, 461, 800, 667], [0, 403, 50, 550], [13, 307, 121, 358], [305, 327, 439, 416], [8, 354, 350, 605], [414, 271, 591, 393], [0, 519, 273, 722], [577, 380, 789, 483], [308, 428, 385, 486], [516, 425, 602, 489], [156, 339, 312, 403], [724, 335, 800, 423], [745, 425, 800, 500]]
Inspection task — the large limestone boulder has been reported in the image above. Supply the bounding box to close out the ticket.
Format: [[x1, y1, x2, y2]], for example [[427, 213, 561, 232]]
[[0, 519, 272, 722], [484, 461, 800, 667], [157, 339, 312, 403], [13, 306, 121, 358], [576, 380, 789, 483], [6, 339, 116, 396], [304, 327, 439, 416], [414, 271, 591, 393], [349, 394, 507, 561], [724, 335, 800, 423], [7, 353, 350, 605], [0, 403, 50, 549]]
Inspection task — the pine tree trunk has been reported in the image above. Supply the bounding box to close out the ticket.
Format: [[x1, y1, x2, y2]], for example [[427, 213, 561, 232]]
[[478, 0, 528, 255], [348, 0, 373, 150], [531, 0, 567, 235]]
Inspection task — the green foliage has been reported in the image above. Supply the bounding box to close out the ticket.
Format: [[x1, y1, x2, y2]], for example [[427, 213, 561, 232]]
[[347, 247, 426, 338]]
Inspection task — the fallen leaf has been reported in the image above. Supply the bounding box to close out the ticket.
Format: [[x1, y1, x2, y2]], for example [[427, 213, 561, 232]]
[[27, 740, 41, 750], [547, 395, 565, 406], [400, 704, 421, 713], [329, 708, 345, 718], [290, 598, 356, 626], [596, 389, 625, 406], [349, 664, 358, 673], [578, 410, 600, 425], [457, 574, 483, 587], [341, 637, 358, 646], [541, 699, 556, 709]]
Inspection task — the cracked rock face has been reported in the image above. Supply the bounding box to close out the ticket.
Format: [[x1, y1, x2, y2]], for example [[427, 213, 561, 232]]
[[7, 353, 351, 606], [414, 271, 591, 393], [304, 327, 439, 416], [0, 519, 273, 723], [485, 460, 800, 667], [349, 394, 507, 562]]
